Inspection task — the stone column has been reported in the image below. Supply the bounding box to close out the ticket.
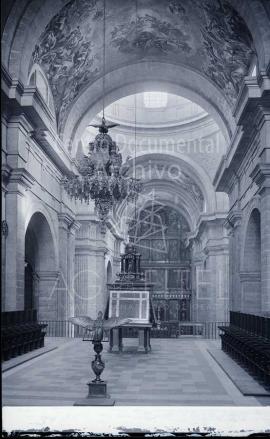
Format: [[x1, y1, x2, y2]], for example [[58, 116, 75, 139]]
[[4, 168, 34, 310], [224, 210, 242, 312], [74, 221, 107, 319], [250, 163, 270, 314], [67, 221, 80, 319], [1, 164, 11, 310], [57, 213, 79, 320]]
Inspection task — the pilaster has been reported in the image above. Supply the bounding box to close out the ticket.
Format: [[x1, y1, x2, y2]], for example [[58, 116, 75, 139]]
[[250, 163, 270, 313], [4, 168, 34, 311]]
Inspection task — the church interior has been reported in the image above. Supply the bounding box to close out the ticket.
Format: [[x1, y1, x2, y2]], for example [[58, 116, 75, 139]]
[[1, 0, 270, 413]]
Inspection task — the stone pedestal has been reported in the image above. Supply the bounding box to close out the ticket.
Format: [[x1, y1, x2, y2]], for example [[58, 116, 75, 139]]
[[74, 381, 115, 406]]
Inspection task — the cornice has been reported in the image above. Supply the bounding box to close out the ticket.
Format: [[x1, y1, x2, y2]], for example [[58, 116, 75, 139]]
[[187, 212, 228, 242], [226, 209, 242, 228], [36, 270, 60, 280], [239, 271, 261, 282], [58, 212, 76, 228], [250, 163, 270, 192], [75, 245, 108, 256], [1, 163, 12, 186], [8, 167, 35, 189]]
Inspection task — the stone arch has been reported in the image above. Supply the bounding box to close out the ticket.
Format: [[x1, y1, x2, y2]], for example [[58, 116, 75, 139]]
[[24, 211, 58, 319], [65, 63, 234, 155], [24, 202, 58, 266], [129, 152, 216, 212], [241, 207, 262, 314], [3, 0, 268, 97]]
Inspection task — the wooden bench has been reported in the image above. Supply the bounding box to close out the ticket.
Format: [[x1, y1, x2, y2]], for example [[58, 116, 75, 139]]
[[1, 310, 47, 361], [219, 312, 270, 388]]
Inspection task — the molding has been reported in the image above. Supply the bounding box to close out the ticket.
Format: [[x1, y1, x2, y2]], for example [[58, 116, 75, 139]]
[[214, 76, 270, 193], [8, 167, 35, 190], [31, 128, 74, 175], [75, 245, 108, 256], [58, 212, 76, 228], [250, 163, 270, 192], [203, 245, 229, 256], [239, 271, 261, 282], [225, 209, 242, 230], [1, 163, 12, 186], [36, 270, 60, 280]]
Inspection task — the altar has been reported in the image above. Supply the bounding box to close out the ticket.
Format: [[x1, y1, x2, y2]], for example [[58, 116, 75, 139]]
[[107, 243, 155, 353]]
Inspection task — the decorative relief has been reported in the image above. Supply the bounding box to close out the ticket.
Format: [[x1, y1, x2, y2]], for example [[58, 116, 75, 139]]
[[32, 0, 254, 132], [197, 0, 255, 102], [110, 13, 193, 55]]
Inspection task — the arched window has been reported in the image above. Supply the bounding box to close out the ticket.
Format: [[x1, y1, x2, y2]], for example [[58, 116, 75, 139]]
[[28, 64, 55, 115]]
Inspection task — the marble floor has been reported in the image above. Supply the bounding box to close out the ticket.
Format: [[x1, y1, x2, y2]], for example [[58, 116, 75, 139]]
[[2, 337, 267, 406]]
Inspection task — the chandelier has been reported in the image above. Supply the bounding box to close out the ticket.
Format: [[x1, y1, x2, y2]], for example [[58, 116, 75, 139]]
[[62, 0, 142, 223], [62, 118, 142, 222]]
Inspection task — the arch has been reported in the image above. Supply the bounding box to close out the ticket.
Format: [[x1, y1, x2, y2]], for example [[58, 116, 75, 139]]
[[229, 0, 270, 70], [241, 207, 262, 314], [24, 202, 58, 267], [64, 63, 234, 155], [128, 152, 216, 213], [25, 212, 56, 273], [3, 0, 268, 98], [24, 211, 58, 318]]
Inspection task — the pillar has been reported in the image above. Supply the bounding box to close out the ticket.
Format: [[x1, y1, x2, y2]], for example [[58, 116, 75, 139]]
[[74, 221, 107, 319], [36, 271, 59, 320], [57, 213, 79, 320], [250, 163, 270, 314], [4, 168, 34, 310], [224, 210, 242, 312]]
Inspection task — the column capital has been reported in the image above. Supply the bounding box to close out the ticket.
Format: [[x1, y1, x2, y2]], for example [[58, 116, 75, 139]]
[[250, 163, 270, 193], [2, 163, 12, 188], [58, 212, 76, 230], [69, 220, 81, 235], [224, 209, 242, 232]]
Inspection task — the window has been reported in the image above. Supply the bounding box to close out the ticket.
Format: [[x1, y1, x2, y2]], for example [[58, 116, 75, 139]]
[[143, 92, 168, 108]]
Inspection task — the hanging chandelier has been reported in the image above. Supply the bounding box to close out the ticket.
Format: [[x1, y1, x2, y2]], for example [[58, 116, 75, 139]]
[[62, 117, 142, 222], [62, 0, 142, 223]]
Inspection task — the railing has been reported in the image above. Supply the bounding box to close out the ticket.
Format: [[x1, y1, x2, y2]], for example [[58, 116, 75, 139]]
[[39, 320, 229, 339], [39, 320, 85, 338]]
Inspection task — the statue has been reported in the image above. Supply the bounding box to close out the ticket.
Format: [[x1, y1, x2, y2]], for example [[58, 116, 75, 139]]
[[69, 312, 131, 382]]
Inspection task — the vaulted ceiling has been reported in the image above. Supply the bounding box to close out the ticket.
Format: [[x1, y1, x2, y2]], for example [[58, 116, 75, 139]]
[[31, 0, 255, 132]]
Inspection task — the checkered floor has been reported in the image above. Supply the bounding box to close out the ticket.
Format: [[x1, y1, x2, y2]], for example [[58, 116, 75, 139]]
[[2, 337, 263, 406]]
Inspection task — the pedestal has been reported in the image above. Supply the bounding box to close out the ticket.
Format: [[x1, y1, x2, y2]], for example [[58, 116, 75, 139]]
[[74, 381, 115, 406]]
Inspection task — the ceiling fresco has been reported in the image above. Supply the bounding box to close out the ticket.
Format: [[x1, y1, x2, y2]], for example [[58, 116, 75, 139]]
[[32, 0, 255, 133]]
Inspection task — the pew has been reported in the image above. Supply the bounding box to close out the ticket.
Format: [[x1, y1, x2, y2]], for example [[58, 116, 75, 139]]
[[219, 311, 270, 388], [1, 310, 47, 361]]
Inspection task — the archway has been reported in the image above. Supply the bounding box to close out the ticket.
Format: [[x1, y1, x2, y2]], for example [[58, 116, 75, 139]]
[[24, 212, 57, 319], [241, 208, 261, 314], [128, 204, 192, 327]]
